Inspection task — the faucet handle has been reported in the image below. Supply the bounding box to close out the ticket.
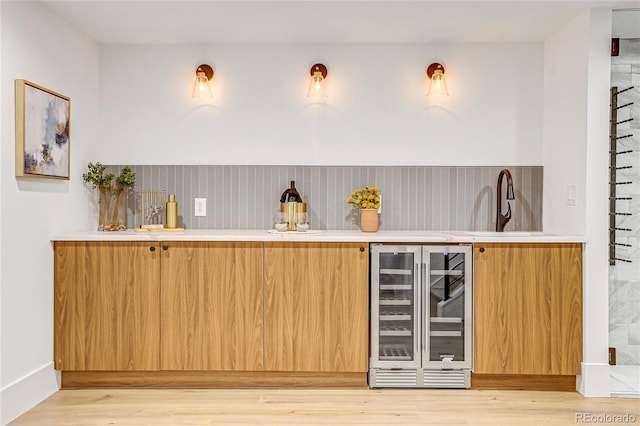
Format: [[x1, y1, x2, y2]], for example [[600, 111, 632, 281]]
[[505, 202, 512, 220]]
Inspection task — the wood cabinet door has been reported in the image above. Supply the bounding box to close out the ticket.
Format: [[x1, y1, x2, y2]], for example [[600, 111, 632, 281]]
[[264, 242, 369, 372], [54, 241, 160, 371], [161, 242, 264, 370], [474, 243, 582, 375]]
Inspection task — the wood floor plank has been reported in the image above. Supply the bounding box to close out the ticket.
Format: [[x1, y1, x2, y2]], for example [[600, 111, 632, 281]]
[[10, 388, 640, 425]]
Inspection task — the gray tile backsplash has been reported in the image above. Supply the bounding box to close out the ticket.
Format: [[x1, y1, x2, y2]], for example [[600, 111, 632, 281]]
[[108, 165, 543, 231]]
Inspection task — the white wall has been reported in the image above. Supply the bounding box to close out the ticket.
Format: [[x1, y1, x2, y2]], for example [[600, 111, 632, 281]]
[[98, 43, 543, 166], [583, 7, 614, 397], [543, 8, 612, 397], [542, 14, 589, 236], [0, 2, 3, 423], [0, 2, 99, 424], [612, 9, 640, 38]]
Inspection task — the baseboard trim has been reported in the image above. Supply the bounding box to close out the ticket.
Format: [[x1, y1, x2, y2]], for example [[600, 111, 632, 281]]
[[61, 371, 368, 388], [471, 373, 577, 390], [1, 362, 59, 425], [578, 362, 610, 397]]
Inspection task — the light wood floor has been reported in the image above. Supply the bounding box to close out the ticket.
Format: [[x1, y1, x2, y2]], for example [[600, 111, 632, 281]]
[[11, 388, 640, 425]]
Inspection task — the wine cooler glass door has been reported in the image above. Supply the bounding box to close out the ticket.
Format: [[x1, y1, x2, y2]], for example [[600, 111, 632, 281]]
[[370, 245, 421, 369], [422, 246, 472, 370]]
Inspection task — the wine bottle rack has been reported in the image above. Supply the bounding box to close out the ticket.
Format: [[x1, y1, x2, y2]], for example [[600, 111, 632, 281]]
[[609, 86, 635, 265]]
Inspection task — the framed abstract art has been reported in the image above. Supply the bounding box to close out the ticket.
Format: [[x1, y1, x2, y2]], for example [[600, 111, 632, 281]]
[[15, 79, 70, 179]]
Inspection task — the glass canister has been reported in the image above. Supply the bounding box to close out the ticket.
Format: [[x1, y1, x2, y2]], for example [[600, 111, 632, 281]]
[[296, 203, 309, 231]]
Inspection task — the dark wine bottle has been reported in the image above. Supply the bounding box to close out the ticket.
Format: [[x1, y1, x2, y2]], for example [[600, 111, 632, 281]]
[[280, 180, 302, 203]]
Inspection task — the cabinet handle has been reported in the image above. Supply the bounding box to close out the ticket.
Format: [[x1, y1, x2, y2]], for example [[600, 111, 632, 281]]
[[162, 245, 169, 251], [150, 246, 156, 252], [359, 247, 365, 252], [479, 247, 485, 253]]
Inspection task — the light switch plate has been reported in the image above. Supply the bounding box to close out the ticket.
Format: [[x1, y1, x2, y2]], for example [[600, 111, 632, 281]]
[[195, 198, 207, 216]]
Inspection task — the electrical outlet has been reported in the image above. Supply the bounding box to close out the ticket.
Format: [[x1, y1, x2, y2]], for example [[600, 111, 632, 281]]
[[567, 185, 576, 206], [194, 198, 207, 217]]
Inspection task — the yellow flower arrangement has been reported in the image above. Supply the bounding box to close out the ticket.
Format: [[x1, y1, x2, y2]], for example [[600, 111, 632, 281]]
[[347, 186, 381, 209]]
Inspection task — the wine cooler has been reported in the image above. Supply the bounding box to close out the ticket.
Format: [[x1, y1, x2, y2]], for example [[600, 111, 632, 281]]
[[369, 244, 472, 388]]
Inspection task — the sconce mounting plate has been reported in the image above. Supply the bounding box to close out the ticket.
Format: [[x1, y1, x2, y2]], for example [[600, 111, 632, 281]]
[[197, 64, 214, 80], [426, 63, 445, 79], [309, 63, 328, 78]]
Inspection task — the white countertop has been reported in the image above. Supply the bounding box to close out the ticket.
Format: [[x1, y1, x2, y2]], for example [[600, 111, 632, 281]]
[[51, 229, 585, 243]]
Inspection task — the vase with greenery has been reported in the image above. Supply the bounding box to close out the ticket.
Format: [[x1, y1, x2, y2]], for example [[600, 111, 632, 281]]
[[82, 162, 136, 231]]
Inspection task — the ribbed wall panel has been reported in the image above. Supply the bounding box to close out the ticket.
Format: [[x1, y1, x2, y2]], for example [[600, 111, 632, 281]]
[[105, 165, 543, 231]]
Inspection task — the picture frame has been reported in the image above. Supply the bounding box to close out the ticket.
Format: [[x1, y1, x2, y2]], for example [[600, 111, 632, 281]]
[[15, 79, 70, 179]]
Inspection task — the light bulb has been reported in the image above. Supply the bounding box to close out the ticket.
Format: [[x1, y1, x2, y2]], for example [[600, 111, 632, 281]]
[[192, 64, 214, 98], [307, 64, 328, 98], [427, 65, 448, 97], [313, 72, 323, 91], [197, 73, 208, 91]]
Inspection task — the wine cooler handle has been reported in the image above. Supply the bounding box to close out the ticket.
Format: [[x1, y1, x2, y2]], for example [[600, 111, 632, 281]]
[[421, 261, 425, 354], [416, 262, 422, 358]]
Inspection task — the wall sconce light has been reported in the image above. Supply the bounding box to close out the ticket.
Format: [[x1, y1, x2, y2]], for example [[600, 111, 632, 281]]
[[426, 63, 448, 96], [307, 63, 328, 98], [192, 64, 214, 98]]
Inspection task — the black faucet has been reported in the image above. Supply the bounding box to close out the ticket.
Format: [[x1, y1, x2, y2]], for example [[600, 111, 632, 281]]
[[496, 169, 515, 232]]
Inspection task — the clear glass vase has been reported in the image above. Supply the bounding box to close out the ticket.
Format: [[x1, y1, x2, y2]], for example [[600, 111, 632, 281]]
[[98, 187, 127, 231]]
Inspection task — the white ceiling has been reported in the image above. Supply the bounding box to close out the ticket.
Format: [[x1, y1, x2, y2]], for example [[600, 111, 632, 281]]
[[39, 0, 640, 44]]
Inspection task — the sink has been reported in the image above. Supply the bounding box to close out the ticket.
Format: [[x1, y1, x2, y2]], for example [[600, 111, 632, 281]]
[[467, 231, 544, 237]]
